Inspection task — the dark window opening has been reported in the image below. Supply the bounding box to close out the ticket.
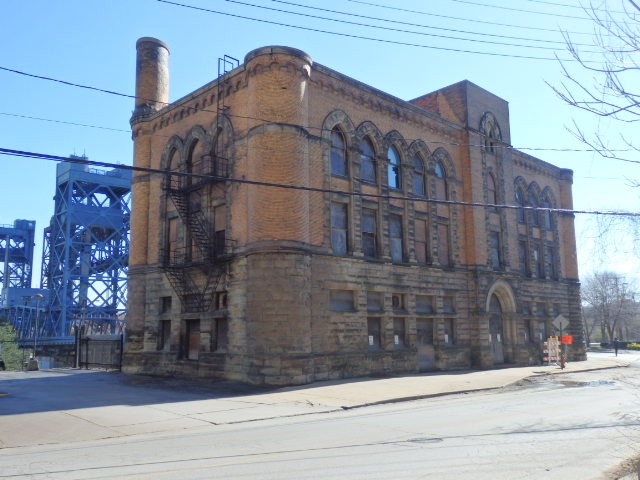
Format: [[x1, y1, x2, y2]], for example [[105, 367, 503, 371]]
[[367, 317, 381, 349], [362, 208, 378, 258], [331, 127, 347, 177], [387, 145, 402, 190], [389, 214, 404, 263], [331, 202, 349, 255], [360, 137, 376, 184], [393, 318, 406, 348]]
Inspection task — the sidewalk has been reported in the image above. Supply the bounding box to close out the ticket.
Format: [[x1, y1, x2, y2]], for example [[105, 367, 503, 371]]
[[0, 351, 636, 449]]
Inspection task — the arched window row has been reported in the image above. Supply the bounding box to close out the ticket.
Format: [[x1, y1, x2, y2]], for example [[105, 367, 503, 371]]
[[161, 120, 234, 181], [513, 178, 556, 231], [327, 121, 455, 199]]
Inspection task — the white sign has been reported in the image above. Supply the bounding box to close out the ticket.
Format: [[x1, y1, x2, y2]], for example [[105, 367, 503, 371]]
[[553, 314, 569, 330]]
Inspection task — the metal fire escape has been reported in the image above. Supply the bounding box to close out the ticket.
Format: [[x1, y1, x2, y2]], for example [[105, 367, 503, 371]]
[[40, 157, 131, 337], [161, 55, 238, 313]]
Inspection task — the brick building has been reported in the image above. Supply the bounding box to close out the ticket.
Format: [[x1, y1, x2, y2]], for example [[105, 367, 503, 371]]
[[123, 38, 585, 386]]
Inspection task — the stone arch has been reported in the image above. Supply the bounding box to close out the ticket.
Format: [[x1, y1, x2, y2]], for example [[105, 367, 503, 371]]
[[485, 279, 517, 313], [161, 135, 184, 171], [408, 140, 430, 197], [480, 111, 502, 153], [323, 110, 355, 179]]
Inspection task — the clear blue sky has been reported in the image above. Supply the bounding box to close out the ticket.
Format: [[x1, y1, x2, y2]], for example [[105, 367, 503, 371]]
[[1, 0, 638, 285]]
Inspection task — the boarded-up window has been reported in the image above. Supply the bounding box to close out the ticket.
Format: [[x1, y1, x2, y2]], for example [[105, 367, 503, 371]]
[[443, 296, 456, 314], [393, 318, 406, 348], [360, 137, 376, 184], [518, 240, 529, 276], [412, 154, 425, 196], [367, 317, 381, 348], [437, 223, 450, 266], [331, 127, 347, 177], [416, 295, 435, 314], [415, 218, 428, 264], [331, 202, 348, 255], [489, 231, 501, 269], [214, 318, 228, 352], [416, 319, 434, 345], [362, 208, 377, 258], [167, 217, 178, 263], [185, 320, 200, 360], [158, 319, 171, 351], [160, 296, 172, 314], [214, 205, 226, 257], [330, 290, 354, 312], [392, 294, 405, 311], [367, 291, 383, 312], [389, 214, 404, 263], [444, 318, 455, 345], [545, 246, 556, 279]]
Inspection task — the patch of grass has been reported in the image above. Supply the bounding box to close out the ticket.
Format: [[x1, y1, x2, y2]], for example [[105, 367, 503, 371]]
[[0, 321, 29, 371]]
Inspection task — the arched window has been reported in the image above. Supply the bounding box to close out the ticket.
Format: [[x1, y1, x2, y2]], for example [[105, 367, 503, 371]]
[[387, 145, 401, 189], [359, 137, 376, 184], [412, 154, 426, 196], [488, 173, 497, 210], [528, 191, 539, 227], [540, 196, 552, 230], [515, 188, 525, 224], [330, 127, 347, 177], [434, 160, 447, 200]]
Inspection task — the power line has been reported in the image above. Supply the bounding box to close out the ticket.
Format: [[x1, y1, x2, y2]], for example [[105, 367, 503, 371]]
[[242, 0, 588, 49], [445, 0, 595, 19], [344, 0, 598, 36], [155, 0, 574, 61], [1, 146, 638, 218], [0, 112, 129, 133]]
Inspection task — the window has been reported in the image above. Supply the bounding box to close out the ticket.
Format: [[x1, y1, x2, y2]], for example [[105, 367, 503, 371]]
[[442, 296, 456, 314], [359, 137, 376, 184], [387, 145, 402, 189], [367, 291, 384, 311], [437, 223, 450, 266], [389, 214, 404, 263], [524, 319, 532, 343], [392, 293, 406, 311], [367, 317, 381, 348], [416, 295, 435, 314], [331, 202, 348, 255], [536, 302, 547, 317], [160, 296, 172, 314], [214, 318, 228, 352], [545, 246, 557, 279], [541, 196, 552, 230], [416, 319, 434, 345], [414, 218, 428, 264], [214, 291, 228, 310], [330, 290, 355, 312], [488, 173, 497, 211], [184, 319, 200, 360], [167, 217, 178, 263], [515, 188, 525, 224], [444, 318, 455, 345], [489, 231, 501, 269], [330, 127, 347, 177], [434, 160, 447, 199], [533, 243, 544, 278], [362, 208, 378, 258], [393, 318, 406, 348], [214, 205, 226, 257], [412, 154, 425, 196], [528, 191, 539, 227], [158, 320, 171, 351], [518, 240, 529, 276]]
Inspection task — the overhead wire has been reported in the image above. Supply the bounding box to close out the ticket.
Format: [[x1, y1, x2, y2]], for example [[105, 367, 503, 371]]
[[1, 146, 638, 218], [2, 65, 640, 162], [343, 0, 599, 36], [155, 0, 576, 61], [240, 0, 592, 48]]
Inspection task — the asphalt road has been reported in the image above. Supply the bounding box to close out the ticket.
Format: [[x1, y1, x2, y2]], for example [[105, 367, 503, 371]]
[[1, 360, 639, 479]]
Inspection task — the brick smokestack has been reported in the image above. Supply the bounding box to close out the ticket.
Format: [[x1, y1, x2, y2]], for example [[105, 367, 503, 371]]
[[132, 37, 170, 122]]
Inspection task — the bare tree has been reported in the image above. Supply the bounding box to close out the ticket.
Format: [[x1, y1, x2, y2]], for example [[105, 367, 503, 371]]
[[581, 271, 638, 343], [551, 0, 640, 162]]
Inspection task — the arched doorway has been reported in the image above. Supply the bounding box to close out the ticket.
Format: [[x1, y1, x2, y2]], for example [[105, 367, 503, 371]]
[[485, 281, 517, 365], [489, 294, 504, 364]]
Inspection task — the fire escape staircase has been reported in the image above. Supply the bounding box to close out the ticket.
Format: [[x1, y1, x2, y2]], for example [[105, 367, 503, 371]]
[[162, 174, 232, 313]]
